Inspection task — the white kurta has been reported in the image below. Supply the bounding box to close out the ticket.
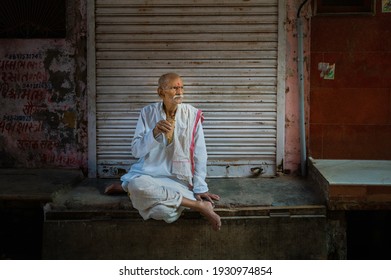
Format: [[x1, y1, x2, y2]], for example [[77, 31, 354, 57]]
[[120, 102, 209, 223]]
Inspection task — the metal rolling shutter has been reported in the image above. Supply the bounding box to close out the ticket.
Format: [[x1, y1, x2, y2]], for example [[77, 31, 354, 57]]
[[95, 0, 279, 178]]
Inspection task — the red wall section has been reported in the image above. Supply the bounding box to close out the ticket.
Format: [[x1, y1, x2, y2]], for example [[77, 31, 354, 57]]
[[309, 1, 391, 160]]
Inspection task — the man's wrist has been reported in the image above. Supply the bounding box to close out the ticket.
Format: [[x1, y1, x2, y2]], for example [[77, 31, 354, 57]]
[[193, 187, 208, 194], [153, 127, 160, 138]]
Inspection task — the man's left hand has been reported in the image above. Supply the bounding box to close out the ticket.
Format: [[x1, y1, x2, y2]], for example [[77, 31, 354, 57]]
[[194, 192, 220, 206]]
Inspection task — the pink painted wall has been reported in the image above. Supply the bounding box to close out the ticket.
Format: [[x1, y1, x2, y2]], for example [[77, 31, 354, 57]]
[[0, 1, 88, 173], [283, 0, 311, 174]]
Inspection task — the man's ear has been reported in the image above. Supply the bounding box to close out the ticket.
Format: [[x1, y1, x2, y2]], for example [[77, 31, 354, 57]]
[[157, 87, 164, 98]]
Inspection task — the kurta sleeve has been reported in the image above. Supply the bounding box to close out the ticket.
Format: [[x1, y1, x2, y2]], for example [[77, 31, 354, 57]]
[[131, 109, 161, 159], [192, 122, 209, 194]]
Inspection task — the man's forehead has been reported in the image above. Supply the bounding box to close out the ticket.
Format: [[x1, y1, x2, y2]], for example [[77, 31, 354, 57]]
[[167, 78, 183, 85]]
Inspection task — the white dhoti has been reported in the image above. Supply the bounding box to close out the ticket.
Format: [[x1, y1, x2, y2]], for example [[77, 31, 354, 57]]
[[124, 175, 196, 223]]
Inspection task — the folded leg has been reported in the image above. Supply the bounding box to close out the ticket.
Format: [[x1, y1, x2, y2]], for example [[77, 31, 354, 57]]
[[125, 175, 194, 223]]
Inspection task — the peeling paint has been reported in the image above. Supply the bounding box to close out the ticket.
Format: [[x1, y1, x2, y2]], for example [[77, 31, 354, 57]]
[[0, 0, 87, 170], [63, 111, 77, 129], [284, 0, 312, 174]]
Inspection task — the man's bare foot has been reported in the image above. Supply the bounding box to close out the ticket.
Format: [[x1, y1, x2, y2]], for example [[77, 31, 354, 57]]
[[104, 182, 126, 195], [198, 201, 221, 231], [180, 197, 221, 231]]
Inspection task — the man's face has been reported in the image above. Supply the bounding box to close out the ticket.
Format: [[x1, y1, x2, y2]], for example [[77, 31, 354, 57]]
[[159, 77, 184, 106]]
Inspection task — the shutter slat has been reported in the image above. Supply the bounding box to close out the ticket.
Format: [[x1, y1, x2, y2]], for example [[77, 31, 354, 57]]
[[95, 0, 279, 177]]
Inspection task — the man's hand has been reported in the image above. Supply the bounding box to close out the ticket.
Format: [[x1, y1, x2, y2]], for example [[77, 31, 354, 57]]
[[194, 192, 220, 206], [153, 120, 172, 137]]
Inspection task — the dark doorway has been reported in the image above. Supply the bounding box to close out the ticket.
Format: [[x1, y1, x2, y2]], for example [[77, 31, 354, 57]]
[[346, 210, 391, 259]]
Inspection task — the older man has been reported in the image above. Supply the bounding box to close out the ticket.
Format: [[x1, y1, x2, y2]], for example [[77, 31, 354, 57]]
[[105, 73, 221, 231]]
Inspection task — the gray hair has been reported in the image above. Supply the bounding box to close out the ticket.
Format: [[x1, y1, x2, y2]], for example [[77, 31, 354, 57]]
[[158, 73, 182, 89]]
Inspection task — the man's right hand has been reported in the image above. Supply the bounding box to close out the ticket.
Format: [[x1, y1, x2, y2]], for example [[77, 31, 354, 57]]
[[153, 120, 173, 137]]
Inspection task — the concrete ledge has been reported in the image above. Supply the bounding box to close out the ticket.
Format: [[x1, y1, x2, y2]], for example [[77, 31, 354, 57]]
[[0, 168, 84, 206], [42, 214, 330, 260], [308, 157, 391, 210], [41, 175, 337, 260], [0, 169, 341, 259], [44, 176, 327, 233], [49, 175, 325, 207], [45, 175, 326, 219]]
